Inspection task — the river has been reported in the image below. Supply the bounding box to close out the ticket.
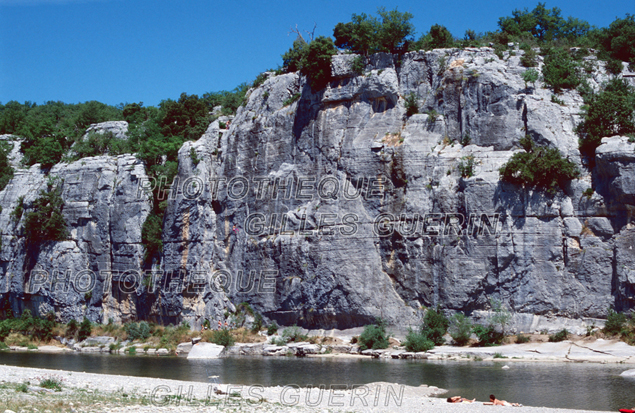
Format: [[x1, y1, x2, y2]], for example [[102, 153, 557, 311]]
[[1, 352, 634, 411]]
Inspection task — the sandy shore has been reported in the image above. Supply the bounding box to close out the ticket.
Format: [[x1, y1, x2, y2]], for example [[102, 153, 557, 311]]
[[0, 365, 618, 413]]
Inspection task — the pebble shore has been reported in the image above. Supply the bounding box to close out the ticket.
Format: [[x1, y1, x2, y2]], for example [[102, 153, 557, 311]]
[[0, 365, 614, 413]]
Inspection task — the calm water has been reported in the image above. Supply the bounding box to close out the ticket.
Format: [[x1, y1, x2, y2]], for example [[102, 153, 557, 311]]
[[1, 352, 634, 412]]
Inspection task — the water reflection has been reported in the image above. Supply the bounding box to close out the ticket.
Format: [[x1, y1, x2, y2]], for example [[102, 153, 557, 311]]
[[1, 352, 634, 412]]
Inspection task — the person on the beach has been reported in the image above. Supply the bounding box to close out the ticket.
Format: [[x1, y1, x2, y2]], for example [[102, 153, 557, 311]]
[[488, 394, 521, 406], [447, 396, 475, 403]]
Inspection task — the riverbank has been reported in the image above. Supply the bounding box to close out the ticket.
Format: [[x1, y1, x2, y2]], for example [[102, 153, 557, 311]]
[[0, 365, 618, 413], [6, 336, 634, 365]]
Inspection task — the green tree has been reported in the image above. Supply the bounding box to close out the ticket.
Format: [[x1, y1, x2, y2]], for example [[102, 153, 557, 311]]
[[499, 136, 580, 195], [77, 318, 92, 342], [522, 68, 540, 89], [594, 14, 635, 65], [358, 319, 390, 350], [542, 51, 580, 93], [420, 306, 449, 346], [282, 37, 309, 72], [577, 78, 635, 156], [376, 7, 415, 53], [24, 179, 68, 245], [449, 313, 473, 346], [300, 36, 337, 91]]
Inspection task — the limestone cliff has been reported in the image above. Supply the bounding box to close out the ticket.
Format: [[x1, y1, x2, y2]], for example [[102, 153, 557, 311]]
[[1, 46, 634, 331]]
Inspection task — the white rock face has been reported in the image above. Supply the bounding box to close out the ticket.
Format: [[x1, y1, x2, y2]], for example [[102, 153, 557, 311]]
[[620, 369, 635, 377], [187, 342, 225, 359], [83, 121, 129, 141]]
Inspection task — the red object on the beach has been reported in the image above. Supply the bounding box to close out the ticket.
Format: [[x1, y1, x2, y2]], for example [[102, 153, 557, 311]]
[[619, 409, 635, 413]]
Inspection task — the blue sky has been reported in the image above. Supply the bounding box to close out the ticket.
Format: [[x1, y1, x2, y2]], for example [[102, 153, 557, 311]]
[[0, 0, 632, 107]]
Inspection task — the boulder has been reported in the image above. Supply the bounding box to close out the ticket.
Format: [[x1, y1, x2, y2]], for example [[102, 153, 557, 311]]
[[187, 342, 225, 359]]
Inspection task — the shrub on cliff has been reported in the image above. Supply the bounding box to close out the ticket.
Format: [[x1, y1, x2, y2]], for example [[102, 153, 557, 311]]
[[301, 36, 337, 91], [449, 313, 473, 346], [542, 51, 580, 93], [499, 136, 579, 195], [333, 7, 414, 55], [24, 178, 68, 245], [358, 319, 390, 350], [420, 306, 450, 346], [577, 78, 635, 157], [410, 24, 455, 50]]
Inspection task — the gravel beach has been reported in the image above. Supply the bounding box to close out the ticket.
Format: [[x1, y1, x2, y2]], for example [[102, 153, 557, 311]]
[[0, 365, 615, 413]]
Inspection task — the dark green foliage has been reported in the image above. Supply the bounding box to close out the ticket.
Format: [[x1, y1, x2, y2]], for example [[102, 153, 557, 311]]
[[522, 68, 540, 88], [124, 321, 151, 341], [458, 155, 476, 178], [202, 84, 249, 116], [251, 313, 263, 333], [159, 93, 210, 141], [520, 47, 538, 67], [460, 132, 471, 146], [358, 319, 390, 350], [605, 58, 624, 75], [603, 309, 628, 336], [66, 319, 78, 338], [403, 328, 434, 352], [594, 14, 635, 65], [405, 92, 418, 116], [333, 7, 415, 55], [0, 310, 57, 342], [542, 51, 580, 93], [516, 333, 530, 343], [577, 78, 635, 157], [267, 321, 278, 335], [141, 214, 163, 261], [497, 3, 590, 42], [499, 136, 579, 195], [210, 329, 235, 347], [0, 140, 14, 192], [189, 147, 200, 165], [282, 37, 309, 72], [420, 306, 450, 346], [449, 313, 473, 346], [24, 180, 68, 245], [10, 196, 24, 223], [77, 317, 92, 342], [0, 100, 123, 168], [473, 324, 505, 346], [351, 55, 366, 75], [412, 24, 455, 50], [300, 36, 337, 91], [548, 328, 569, 342], [71, 131, 129, 160], [282, 325, 308, 342]]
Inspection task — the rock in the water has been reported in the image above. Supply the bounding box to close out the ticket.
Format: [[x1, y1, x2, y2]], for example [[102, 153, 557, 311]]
[[620, 369, 635, 377]]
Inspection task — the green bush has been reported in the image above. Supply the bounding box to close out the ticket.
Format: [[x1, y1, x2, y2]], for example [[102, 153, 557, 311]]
[[403, 328, 434, 352], [516, 333, 530, 343], [449, 313, 473, 346], [210, 329, 235, 347], [522, 68, 539, 89], [405, 92, 418, 117], [125, 321, 151, 341], [77, 318, 92, 342], [267, 321, 279, 336], [577, 78, 635, 157], [39, 376, 63, 392], [542, 51, 580, 93], [251, 313, 263, 333], [605, 58, 624, 75], [548, 328, 569, 342], [10, 196, 24, 223], [334, 7, 415, 55], [603, 309, 628, 336], [24, 179, 69, 245], [351, 55, 366, 75], [473, 324, 505, 346], [520, 48, 538, 67], [281, 325, 308, 343], [457, 155, 476, 178], [141, 214, 163, 261], [499, 136, 579, 195], [358, 319, 390, 350], [420, 306, 449, 346], [300, 36, 337, 91], [66, 319, 78, 338]]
